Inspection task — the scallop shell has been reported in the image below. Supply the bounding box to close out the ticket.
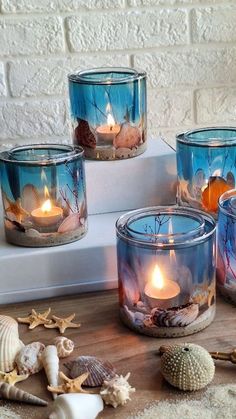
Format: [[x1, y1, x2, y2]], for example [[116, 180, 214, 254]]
[[21, 184, 40, 213], [113, 123, 141, 149], [64, 356, 116, 387], [53, 337, 74, 358], [0, 382, 47, 406], [0, 315, 24, 372], [161, 343, 215, 391], [58, 213, 81, 233], [151, 303, 199, 327], [15, 342, 45, 375], [41, 345, 59, 399], [100, 373, 135, 408]]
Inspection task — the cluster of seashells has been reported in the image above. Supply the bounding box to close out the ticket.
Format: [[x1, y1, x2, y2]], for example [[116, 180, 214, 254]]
[[0, 313, 135, 418]]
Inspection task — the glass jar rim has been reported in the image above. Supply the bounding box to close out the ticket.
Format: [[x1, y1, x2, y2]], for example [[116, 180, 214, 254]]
[[176, 127, 236, 147], [68, 67, 146, 85], [116, 206, 216, 249], [218, 189, 236, 220], [0, 144, 84, 166]]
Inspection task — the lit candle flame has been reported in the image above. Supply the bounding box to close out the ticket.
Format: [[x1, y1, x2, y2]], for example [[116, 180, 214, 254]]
[[107, 113, 115, 129], [151, 265, 164, 290], [44, 185, 50, 199], [41, 199, 52, 213]]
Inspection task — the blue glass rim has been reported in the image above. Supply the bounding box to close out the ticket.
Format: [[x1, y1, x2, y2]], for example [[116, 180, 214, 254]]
[[0, 144, 84, 166], [218, 189, 236, 220], [116, 206, 216, 249], [68, 67, 146, 85], [176, 127, 236, 147]]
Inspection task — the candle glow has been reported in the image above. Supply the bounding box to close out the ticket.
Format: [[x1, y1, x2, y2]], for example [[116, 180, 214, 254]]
[[145, 264, 180, 301], [31, 186, 63, 227]]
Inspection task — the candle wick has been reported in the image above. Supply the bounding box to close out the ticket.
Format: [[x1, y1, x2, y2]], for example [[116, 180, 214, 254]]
[[110, 126, 112, 132]]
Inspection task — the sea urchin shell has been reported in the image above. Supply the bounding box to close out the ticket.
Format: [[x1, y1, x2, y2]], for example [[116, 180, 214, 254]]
[[161, 343, 215, 391]]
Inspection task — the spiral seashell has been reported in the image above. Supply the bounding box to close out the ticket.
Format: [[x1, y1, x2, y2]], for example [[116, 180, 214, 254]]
[[64, 356, 116, 387], [41, 345, 59, 399], [0, 382, 47, 406], [151, 303, 199, 327], [15, 342, 45, 375], [100, 373, 135, 408], [53, 337, 74, 358], [49, 393, 103, 419], [161, 343, 215, 391], [0, 315, 24, 372]]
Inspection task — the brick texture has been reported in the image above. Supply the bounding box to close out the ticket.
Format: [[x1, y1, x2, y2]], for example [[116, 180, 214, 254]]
[[0, 1, 235, 148]]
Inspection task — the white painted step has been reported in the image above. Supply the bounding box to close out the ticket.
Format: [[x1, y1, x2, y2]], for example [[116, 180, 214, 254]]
[[86, 138, 176, 214]]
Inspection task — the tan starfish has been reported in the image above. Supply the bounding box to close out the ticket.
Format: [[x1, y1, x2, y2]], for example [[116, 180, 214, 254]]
[[44, 313, 81, 334], [5, 197, 29, 223], [17, 308, 52, 329], [47, 371, 89, 394], [0, 369, 29, 385]]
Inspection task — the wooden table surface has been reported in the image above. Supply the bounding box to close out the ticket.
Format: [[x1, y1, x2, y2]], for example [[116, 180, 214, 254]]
[[1, 290, 236, 419]]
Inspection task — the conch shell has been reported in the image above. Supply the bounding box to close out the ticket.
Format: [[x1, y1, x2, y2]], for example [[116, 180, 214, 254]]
[[15, 342, 45, 375], [0, 382, 47, 406], [53, 337, 74, 358], [100, 373, 135, 408], [49, 393, 103, 419], [0, 315, 24, 372], [41, 345, 59, 399]]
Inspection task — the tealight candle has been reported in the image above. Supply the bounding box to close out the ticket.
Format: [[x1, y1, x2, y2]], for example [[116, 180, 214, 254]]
[[31, 199, 63, 227], [144, 264, 180, 309], [96, 113, 120, 146]]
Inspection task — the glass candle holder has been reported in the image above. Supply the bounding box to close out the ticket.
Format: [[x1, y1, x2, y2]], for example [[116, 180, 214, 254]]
[[176, 127, 236, 217], [116, 206, 216, 338], [217, 189, 236, 303], [0, 144, 88, 247], [68, 67, 147, 160]]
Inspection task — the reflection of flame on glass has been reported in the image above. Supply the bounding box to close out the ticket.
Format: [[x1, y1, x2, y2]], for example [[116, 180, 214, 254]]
[[168, 218, 176, 264], [41, 169, 47, 183], [42, 186, 51, 213], [151, 265, 164, 290]]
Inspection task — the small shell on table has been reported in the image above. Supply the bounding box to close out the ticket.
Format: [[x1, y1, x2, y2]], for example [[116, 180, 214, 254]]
[[0, 315, 24, 372], [100, 373, 135, 408], [15, 342, 45, 375], [41, 345, 59, 399], [161, 343, 215, 391], [53, 337, 74, 358], [0, 382, 48, 406], [151, 303, 199, 327], [64, 356, 116, 387]]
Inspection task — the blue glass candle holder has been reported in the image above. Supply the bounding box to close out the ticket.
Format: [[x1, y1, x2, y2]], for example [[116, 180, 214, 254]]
[[176, 127, 236, 217], [0, 144, 88, 247], [116, 206, 216, 338], [68, 67, 147, 160], [217, 189, 236, 303]]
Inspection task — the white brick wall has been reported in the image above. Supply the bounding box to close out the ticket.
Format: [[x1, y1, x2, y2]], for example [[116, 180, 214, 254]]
[[0, 0, 235, 149]]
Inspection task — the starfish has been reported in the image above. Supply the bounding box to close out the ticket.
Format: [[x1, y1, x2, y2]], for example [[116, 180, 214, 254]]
[[47, 371, 89, 394], [44, 313, 81, 334], [17, 308, 52, 329], [5, 197, 29, 223], [0, 369, 29, 385]]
